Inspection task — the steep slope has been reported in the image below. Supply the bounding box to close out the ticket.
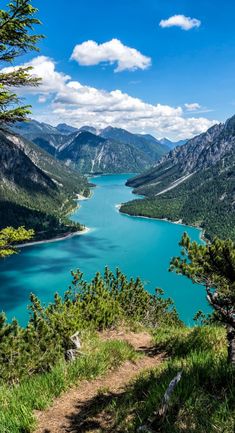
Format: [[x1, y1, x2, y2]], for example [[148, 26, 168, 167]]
[[58, 131, 154, 173], [11, 120, 68, 156], [100, 126, 169, 161], [121, 116, 235, 240], [0, 129, 90, 240]]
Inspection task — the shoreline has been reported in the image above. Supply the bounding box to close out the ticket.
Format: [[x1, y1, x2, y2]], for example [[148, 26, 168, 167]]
[[17, 190, 94, 249], [17, 226, 91, 249], [119, 206, 205, 240]]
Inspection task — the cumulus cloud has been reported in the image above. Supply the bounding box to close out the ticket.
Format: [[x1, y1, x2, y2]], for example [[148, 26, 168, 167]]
[[70, 39, 151, 72], [184, 103, 201, 111], [159, 15, 201, 31], [2, 56, 218, 140]]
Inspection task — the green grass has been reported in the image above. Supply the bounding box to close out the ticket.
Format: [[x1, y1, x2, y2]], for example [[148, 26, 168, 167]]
[[101, 326, 235, 433], [0, 336, 138, 433]]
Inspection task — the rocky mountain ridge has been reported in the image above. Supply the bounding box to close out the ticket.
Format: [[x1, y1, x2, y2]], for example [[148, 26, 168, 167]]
[[11, 120, 182, 174]]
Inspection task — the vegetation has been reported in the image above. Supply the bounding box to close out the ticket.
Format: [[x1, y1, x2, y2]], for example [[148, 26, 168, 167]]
[[122, 118, 235, 241], [0, 128, 90, 240], [120, 156, 235, 241], [104, 325, 234, 433], [0, 267, 179, 384], [0, 1, 90, 241], [0, 226, 34, 257], [0, 267, 180, 432], [171, 233, 235, 365], [0, 0, 43, 124], [0, 253, 234, 432]]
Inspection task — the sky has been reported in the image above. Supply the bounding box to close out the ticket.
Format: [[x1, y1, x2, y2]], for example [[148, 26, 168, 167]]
[[5, 0, 235, 139]]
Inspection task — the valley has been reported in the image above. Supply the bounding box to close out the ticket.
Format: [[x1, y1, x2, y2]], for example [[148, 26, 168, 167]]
[[0, 174, 208, 325]]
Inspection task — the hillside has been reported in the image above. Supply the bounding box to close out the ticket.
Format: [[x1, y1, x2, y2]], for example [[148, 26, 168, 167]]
[[12, 120, 171, 174], [0, 129, 90, 240], [100, 126, 169, 160], [120, 116, 235, 240], [58, 130, 155, 173]]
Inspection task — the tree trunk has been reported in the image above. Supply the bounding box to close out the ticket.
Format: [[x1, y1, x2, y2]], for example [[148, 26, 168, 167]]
[[227, 327, 235, 366]]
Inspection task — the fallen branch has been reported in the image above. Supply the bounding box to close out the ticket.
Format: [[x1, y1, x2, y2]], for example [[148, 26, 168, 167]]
[[66, 331, 83, 361], [137, 371, 182, 433], [158, 371, 182, 418]]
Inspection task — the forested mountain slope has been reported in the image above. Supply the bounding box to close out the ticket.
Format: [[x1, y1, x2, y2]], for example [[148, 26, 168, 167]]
[[100, 126, 169, 160], [121, 116, 235, 240], [0, 129, 90, 239], [58, 130, 155, 173]]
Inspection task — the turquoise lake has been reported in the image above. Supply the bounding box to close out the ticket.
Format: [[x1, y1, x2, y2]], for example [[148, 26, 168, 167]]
[[0, 174, 209, 325]]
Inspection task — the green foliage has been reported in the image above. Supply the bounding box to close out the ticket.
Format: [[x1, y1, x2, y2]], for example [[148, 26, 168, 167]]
[[170, 233, 235, 328], [0, 0, 43, 124], [0, 225, 34, 257], [0, 338, 137, 433], [103, 326, 235, 433], [0, 267, 180, 384]]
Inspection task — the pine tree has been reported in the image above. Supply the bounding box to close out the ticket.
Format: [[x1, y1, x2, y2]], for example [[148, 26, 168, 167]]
[[0, 0, 43, 124], [0, 226, 34, 257], [170, 233, 235, 365]]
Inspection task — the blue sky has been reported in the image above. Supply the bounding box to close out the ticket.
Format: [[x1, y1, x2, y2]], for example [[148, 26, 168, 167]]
[[9, 0, 235, 139]]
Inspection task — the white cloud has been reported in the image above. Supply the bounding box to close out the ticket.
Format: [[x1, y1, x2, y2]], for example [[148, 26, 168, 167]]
[[184, 103, 201, 111], [159, 15, 201, 31], [2, 56, 218, 140], [70, 39, 151, 72]]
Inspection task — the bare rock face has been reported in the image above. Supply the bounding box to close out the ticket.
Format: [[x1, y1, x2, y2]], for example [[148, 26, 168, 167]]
[[127, 116, 235, 192]]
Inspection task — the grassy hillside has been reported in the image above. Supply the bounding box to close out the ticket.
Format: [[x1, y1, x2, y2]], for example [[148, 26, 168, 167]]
[[105, 325, 234, 433]]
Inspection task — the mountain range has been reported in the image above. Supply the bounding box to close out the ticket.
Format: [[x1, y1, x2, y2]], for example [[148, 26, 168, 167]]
[[120, 115, 235, 241], [12, 120, 184, 174]]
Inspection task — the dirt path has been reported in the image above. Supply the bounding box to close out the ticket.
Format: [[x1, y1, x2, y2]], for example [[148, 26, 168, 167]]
[[35, 331, 163, 433]]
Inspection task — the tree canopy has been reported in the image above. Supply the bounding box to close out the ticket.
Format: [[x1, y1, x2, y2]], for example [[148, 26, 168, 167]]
[[170, 232, 235, 364], [0, 0, 43, 124]]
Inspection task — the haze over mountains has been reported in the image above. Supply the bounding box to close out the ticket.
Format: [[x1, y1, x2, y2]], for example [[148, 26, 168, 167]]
[[12, 120, 184, 174], [121, 114, 235, 240]]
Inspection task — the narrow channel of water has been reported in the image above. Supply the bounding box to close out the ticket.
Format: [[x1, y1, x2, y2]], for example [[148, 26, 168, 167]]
[[0, 174, 209, 325]]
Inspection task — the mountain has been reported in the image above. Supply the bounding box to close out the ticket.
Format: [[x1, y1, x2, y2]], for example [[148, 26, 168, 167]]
[[11, 120, 68, 156], [56, 123, 79, 134], [100, 126, 169, 161], [0, 128, 90, 240], [159, 137, 188, 149], [58, 130, 154, 173], [79, 125, 99, 135], [120, 116, 235, 240]]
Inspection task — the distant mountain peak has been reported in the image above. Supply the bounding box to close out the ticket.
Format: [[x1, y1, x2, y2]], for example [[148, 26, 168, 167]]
[[56, 123, 79, 134]]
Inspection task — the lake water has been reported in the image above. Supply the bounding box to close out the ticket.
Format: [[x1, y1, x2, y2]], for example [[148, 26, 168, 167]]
[[0, 174, 209, 325]]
